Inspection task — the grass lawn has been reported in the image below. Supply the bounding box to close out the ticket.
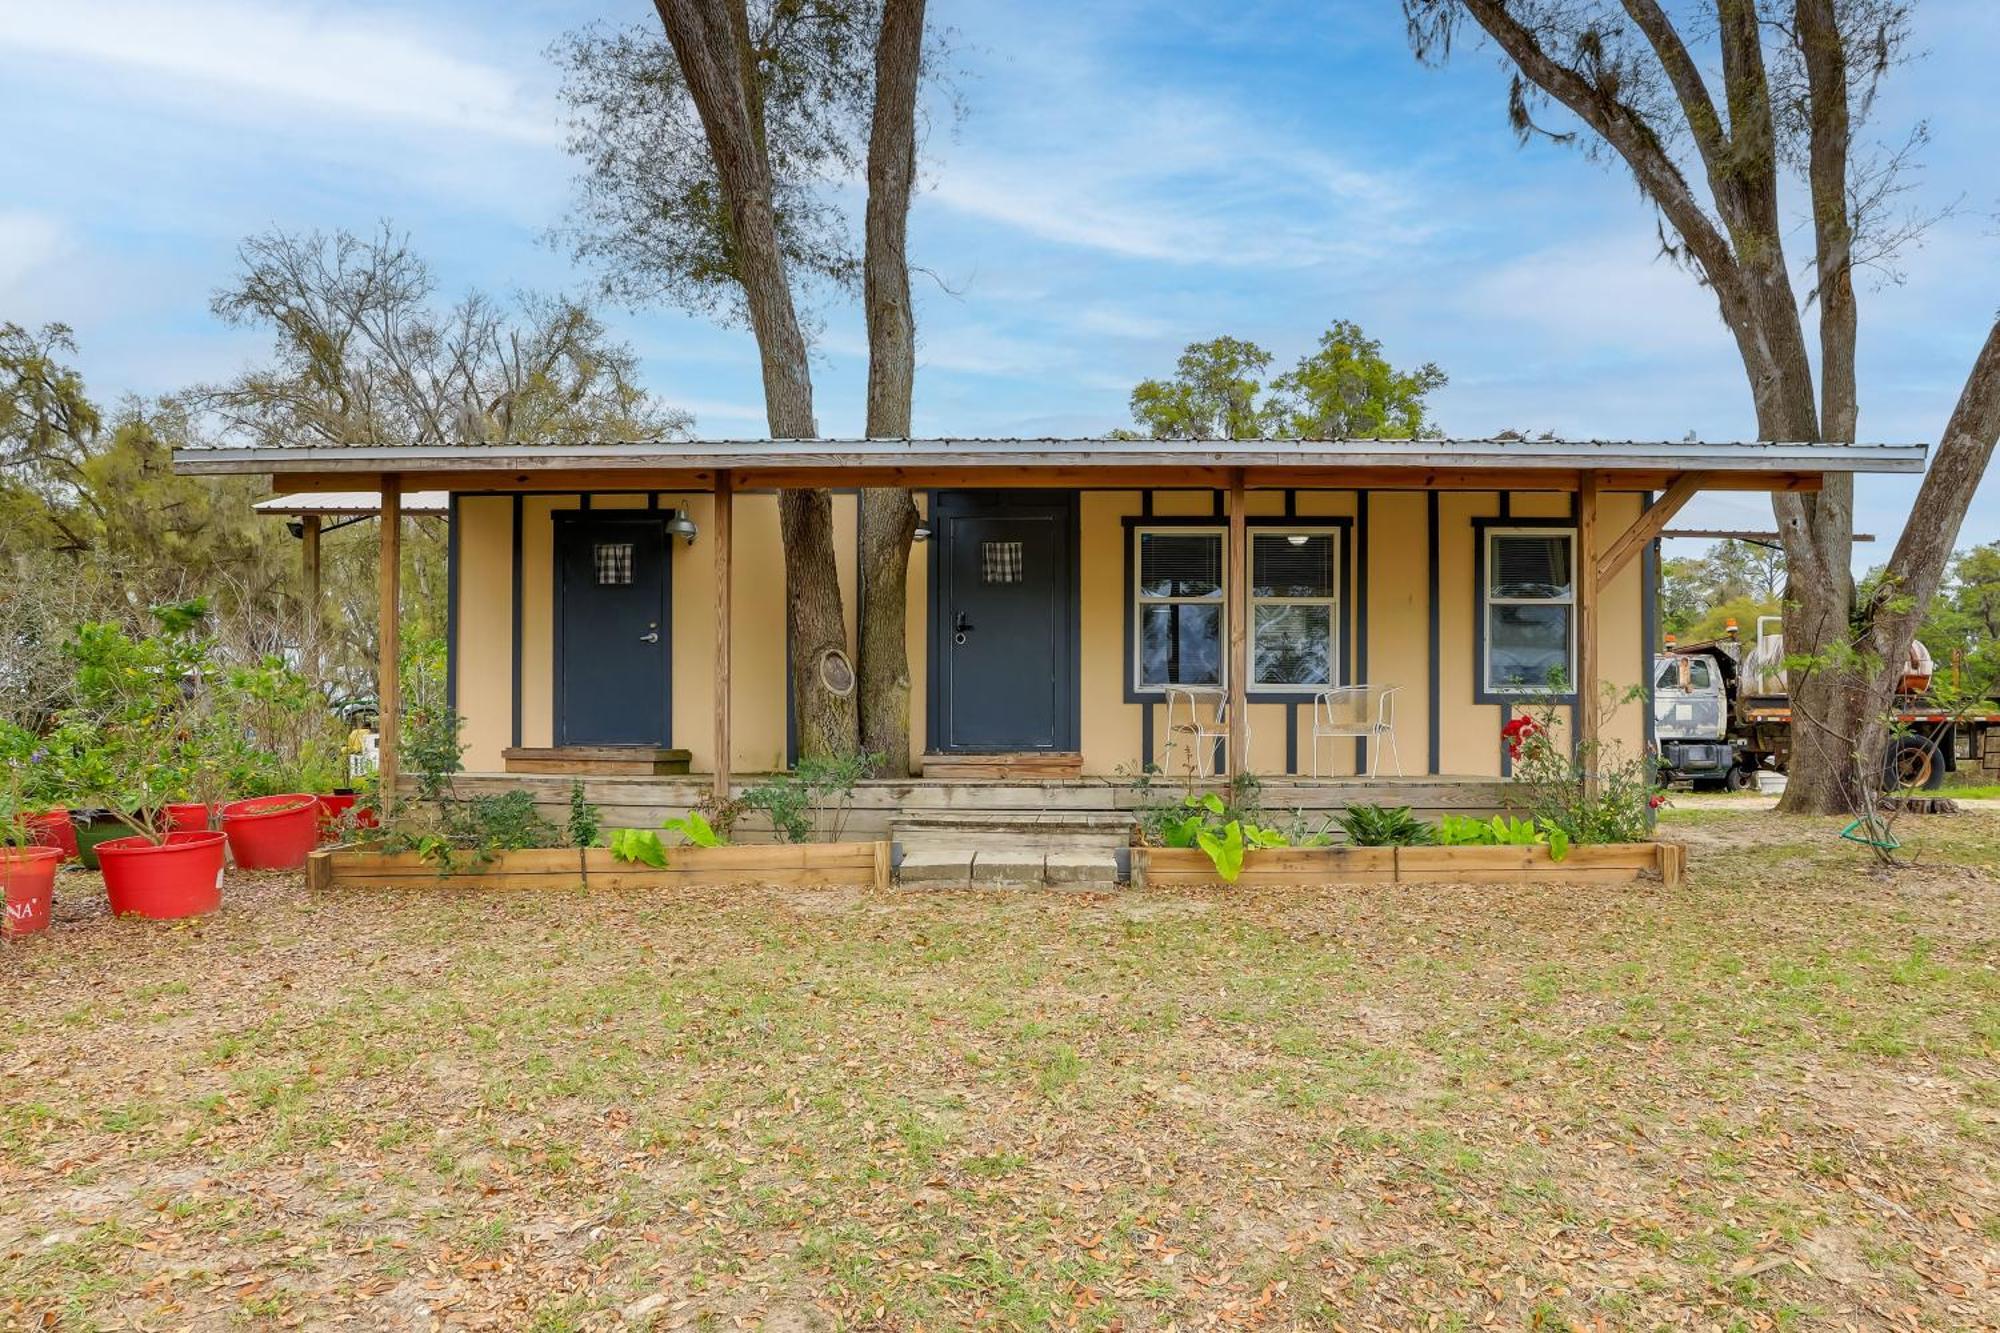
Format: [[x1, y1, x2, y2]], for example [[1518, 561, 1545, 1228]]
[[3, 811, 1998, 1331]]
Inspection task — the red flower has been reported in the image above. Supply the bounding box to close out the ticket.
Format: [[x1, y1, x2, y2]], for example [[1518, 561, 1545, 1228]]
[[1501, 716, 1540, 760], [1648, 793, 1667, 809]]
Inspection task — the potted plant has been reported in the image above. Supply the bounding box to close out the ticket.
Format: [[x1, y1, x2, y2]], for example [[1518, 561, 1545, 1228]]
[[0, 721, 78, 861], [59, 604, 228, 918], [1, 757, 61, 937]]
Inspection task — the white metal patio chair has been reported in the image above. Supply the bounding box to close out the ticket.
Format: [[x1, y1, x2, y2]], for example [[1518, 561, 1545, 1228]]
[[1162, 684, 1251, 779], [1310, 684, 1402, 778]]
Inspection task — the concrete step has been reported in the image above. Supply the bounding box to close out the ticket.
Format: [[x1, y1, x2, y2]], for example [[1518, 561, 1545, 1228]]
[[892, 845, 1122, 890]]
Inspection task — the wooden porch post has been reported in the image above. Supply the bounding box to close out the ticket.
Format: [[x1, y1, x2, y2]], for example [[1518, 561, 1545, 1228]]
[[1227, 469, 1249, 776], [712, 470, 733, 804], [377, 476, 402, 811], [1576, 470, 1601, 793], [300, 512, 322, 668]]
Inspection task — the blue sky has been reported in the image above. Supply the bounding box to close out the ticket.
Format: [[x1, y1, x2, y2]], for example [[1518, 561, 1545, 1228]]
[[4, 0, 1997, 565]]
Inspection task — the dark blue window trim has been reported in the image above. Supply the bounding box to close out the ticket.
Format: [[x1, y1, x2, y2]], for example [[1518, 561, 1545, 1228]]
[[1471, 513, 1578, 706], [1120, 513, 1356, 707]]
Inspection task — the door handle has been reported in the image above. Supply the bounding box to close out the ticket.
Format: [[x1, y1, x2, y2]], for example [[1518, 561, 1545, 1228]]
[[954, 611, 973, 634], [640, 631, 660, 643]]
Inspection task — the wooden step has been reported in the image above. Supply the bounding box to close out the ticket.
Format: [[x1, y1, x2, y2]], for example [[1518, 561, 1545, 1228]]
[[920, 751, 1083, 780], [502, 746, 692, 776]]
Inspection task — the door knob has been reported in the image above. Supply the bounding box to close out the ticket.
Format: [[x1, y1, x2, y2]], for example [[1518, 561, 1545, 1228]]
[[640, 631, 660, 643]]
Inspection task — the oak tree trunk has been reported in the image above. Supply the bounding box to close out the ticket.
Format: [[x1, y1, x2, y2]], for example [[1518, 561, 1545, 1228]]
[[655, 0, 857, 760], [856, 0, 926, 776]]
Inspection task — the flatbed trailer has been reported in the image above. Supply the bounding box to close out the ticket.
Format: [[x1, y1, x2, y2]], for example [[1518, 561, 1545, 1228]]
[[1736, 697, 2000, 789]]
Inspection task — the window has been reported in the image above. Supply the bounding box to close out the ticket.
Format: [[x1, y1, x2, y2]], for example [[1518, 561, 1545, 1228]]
[[1134, 528, 1223, 690], [982, 540, 1024, 584], [1131, 525, 1342, 694], [1251, 531, 1339, 690], [1484, 528, 1573, 693], [593, 542, 635, 586], [1655, 657, 1713, 690]]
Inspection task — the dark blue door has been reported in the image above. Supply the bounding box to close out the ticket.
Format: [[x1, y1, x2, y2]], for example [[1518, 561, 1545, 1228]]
[[933, 493, 1077, 751], [556, 515, 670, 746]]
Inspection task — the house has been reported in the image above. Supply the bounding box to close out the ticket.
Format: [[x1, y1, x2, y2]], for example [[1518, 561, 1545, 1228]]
[[180, 438, 1924, 854]]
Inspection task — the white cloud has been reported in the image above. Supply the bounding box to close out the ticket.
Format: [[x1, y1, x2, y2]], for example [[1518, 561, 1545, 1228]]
[[0, 211, 71, 302], [1457, 233, 1728, 355], [2, 0, 555, 143]]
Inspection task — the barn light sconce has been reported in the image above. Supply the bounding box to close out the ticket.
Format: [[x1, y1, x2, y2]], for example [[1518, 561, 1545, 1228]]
[[912, 523, 933, 542], [665, 508, 699, 546], [286, 520, 305, 540]]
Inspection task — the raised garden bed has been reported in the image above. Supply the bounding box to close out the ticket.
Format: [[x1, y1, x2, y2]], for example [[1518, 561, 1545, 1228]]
[[307, 841, 893, 892], [1131, 841, 1686, 889]]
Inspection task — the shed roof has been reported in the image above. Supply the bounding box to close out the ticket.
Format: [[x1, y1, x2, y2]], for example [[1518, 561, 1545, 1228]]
[[253, 491, 450, 517], [175, 437, 1926, 497]]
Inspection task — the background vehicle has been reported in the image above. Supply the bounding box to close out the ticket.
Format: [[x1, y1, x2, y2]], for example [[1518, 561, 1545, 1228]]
[[1653, 618, 2000, 790]]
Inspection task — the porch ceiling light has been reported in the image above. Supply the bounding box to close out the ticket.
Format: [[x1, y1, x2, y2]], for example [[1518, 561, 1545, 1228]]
[[666, 507, 699, 545], [1286, 534, 1309, 546]]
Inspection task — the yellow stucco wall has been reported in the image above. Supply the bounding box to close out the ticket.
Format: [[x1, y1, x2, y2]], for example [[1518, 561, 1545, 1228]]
[[452, 487, 1650, 778]]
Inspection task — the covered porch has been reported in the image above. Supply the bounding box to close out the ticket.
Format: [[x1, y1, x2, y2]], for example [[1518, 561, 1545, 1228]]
[[175, 435, 1926, 819]]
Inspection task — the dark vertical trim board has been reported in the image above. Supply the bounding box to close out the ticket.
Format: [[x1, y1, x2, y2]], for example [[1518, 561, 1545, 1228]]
[[1426, 491, 1441, 775], [509, 495, 523, 748], [445, 493, 460, 716], [1353, 490, 1370, 771]]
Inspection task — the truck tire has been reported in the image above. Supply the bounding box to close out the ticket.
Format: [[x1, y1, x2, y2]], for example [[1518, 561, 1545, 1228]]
[[1724, 765, 1754, 792], [1885, 737, 1946, 791]]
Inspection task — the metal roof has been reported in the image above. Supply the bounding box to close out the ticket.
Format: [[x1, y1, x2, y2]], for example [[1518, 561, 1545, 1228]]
[[253, 491, 450, 517], [176, 436, 1928, 476]]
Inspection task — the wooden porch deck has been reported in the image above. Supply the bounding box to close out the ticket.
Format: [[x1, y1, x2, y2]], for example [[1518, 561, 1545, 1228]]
[[449, 772, 1524, 844]]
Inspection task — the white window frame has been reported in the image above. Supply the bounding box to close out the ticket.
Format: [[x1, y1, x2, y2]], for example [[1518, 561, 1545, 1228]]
[[1249, 528, 1342, 695], [1132, 526, 1226, 696], [1483, 525, 1576, 695]]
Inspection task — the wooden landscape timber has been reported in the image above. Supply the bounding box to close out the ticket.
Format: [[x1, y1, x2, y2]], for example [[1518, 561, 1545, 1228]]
[[1130, 841, 1686, 890], [308, 841, 893, 892]]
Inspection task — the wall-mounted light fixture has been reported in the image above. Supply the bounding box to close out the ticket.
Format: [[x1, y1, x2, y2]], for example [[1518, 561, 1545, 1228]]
[[665, 507, 700, 546], [912, 523, 933, 542]]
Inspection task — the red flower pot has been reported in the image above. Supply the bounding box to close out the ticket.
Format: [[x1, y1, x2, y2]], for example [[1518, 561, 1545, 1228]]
[[220, 794, 320, 870], [2, 846, 61, 937], [23, 809, 78, 860], [161, 802, 214, 834], [96, 831, 226, 920], [316, 792, 360, 842]]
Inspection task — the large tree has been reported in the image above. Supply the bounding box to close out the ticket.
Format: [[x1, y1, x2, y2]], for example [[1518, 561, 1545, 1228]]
[[556, 1, 939, 765], [1127, 325, 1448, 440], [197, 225, 686, 685], [856, 0, 926, 773], [1403, 0, 2000, 813]]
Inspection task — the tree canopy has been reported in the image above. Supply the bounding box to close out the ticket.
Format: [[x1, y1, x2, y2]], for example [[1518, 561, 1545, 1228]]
[[1126, 323, 1447, 440]]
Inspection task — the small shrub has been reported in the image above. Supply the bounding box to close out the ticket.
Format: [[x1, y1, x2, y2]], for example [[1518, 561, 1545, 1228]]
[[565, 781, 600, 849], [1334, 804, 1436, 846], [741, 751, 875, 843]]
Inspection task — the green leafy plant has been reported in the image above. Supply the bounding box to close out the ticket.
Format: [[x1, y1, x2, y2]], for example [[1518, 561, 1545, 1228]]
[[1144, 789, 1312, 883], [607, 809, 729, 868], [55, 600, 229, 843], [740, 751, 875, 844], [1334, 803, 1437, 846], [1508, 675, 1664, 845], [1437, 813, 1570, 861], [608, 827, 667, 868], [566, 780, 600, 849]]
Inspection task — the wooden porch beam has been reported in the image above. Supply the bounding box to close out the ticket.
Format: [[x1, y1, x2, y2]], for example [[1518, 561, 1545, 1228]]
[[1595, 471, 1711, 584], [1576, 470, 1601, 796], [1227, 469, 1250, 776], [712, 470, 733, 804], [264, 466, 1825, 497], [299, 512, 321, 669], [377, 475, 402, 812]]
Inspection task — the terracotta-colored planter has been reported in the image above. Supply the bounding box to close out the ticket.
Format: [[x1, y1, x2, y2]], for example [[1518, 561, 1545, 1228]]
[[97, 831, 226, 919], [220, 794, 319, 870], [2, 846, 61, 937], [161, 802, 215, 834], [22, 809, 78, 860]]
